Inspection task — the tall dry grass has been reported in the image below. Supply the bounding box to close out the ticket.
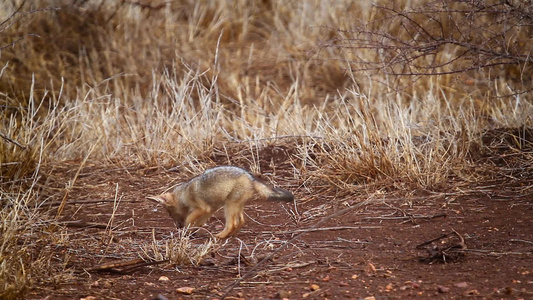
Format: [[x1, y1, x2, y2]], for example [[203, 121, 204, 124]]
[[0, 0, 531, 297]]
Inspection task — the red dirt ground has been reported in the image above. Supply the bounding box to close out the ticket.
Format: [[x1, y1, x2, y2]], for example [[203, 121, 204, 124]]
[[28, 140, 532, 300]]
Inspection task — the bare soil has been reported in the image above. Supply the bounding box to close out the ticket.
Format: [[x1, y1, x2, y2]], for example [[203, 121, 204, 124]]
[[28, 142, 532, 300]]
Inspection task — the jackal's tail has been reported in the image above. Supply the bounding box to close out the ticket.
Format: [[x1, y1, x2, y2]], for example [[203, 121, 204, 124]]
[[253, 180, 294, 202]]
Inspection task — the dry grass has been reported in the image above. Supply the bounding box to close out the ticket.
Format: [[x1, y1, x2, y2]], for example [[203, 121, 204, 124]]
[[0, 0, 531, 297], [141, 228, 217, 266], [0, 169, 72, 299]]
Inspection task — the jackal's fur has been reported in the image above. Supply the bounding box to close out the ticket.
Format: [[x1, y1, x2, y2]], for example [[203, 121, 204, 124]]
[[147, 166, 293, 239]]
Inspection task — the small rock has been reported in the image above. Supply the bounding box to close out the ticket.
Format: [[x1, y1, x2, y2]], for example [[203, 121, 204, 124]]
[[80, 297, 96, 300], [176, 286, 195, 295], [437, 285, 450, 293], [339, 281, 349, 287], [158, 276, 169, 282], [310, 284, 320, 291], [154, 294, 168, 300], [454, 282, 468, 288]]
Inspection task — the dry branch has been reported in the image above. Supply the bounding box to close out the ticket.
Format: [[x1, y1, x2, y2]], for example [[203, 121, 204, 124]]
[[417, 229, 467, 263], [62, 221, 109, 229], [322, 0, 533, 97], [273, 225, 383, 235], [86, 258, 169, 274]]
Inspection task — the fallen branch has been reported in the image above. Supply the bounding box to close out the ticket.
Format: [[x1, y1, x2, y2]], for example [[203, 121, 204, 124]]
[[62, 221, 109, 229], [86, 258, 169, 274], [363, 213, 447, 221], [48, 199, 139, 206], [509, 239, 533, 245], [462, 249, 531, 256], [273, 225, 383, 235], [263, 261, 316, 274], [417, 229, 467, 263]]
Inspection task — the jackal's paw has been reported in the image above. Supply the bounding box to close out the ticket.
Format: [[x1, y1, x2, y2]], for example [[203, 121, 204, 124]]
[[215, 232, 230, 239]]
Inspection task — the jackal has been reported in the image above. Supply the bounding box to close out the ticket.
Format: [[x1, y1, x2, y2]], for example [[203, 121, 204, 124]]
[[147, 166, 293, 239]]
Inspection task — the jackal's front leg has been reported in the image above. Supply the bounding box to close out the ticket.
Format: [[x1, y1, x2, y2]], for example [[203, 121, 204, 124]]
[[185, 206, 211, 227]]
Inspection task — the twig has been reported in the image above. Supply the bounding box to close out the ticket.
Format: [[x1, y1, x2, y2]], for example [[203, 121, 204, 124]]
[[86, 258, 169, 274], [417, 229, 467, 263], [0, 132, 26, 149], [86, 258, 144, 272], [363, 213, 447, 221], [47, 199, 139, 206], [219, 197, 377, 299], [509, 239, 533, 245], [419, 230, 465, 249], [273, 225, 383, 235], [264, 261, 316, 274], [462, 249, 531, 256], [62, 221, 109, 229], [416, 233, 450, 249]]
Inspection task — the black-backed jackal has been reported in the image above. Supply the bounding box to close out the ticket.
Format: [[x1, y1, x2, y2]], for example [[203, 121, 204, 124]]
[[147, 166, 293, 239]]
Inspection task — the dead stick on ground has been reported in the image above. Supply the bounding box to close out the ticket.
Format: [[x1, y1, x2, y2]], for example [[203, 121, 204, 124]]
[[452, 228, 466, 250], [416, 233, 450, 249], [509, 239, 533, 245], [48, 199, 139, 206], [62, 221, 109, 229], [363, 213, 447, 221], [415, 229, 466, 250], [272, 225, 383, 235], [87, 258, 169, 273], [219, 198, 377, 299], [87, 259, 145, 272]]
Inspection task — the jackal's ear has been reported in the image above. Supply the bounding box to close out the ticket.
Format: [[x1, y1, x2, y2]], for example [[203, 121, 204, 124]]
[[146, 193, 172, 204]]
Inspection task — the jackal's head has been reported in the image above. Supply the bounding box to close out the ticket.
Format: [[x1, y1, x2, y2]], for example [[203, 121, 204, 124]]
[[146, 192, 187, 228]]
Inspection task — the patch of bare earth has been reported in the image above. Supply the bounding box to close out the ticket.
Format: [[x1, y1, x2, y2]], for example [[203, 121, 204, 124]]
[[29, 139, 532, 300]]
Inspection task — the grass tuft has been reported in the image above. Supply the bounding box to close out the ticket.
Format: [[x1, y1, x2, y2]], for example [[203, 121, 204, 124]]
[[141, 229, 217, 267]]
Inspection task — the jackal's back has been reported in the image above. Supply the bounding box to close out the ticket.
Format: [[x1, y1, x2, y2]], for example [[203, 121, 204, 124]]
[[188, 166, 255, 205]]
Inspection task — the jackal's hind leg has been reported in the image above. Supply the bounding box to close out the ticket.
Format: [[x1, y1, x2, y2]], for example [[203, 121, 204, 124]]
[[234, 209, 245, 233], [216, 204, 244, 239]]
